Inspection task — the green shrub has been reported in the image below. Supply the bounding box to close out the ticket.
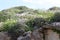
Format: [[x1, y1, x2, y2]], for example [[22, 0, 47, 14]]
[[33, 18, 46, 27], [50, 12, 60, 23], [0, 12, 8, 22], [0, 11, 17, 22], [26, 19, 34, 31], [0, 19, 25, 40], [26, 18, 46, 31], [0, 19, 18, 31]]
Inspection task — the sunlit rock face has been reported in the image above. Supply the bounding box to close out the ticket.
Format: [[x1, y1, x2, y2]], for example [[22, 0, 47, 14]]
[[0, 32, 11, 40], [44, 29, 60, 40]]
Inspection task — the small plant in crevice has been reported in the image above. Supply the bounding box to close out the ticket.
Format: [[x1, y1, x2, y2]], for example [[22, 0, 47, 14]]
[[52, 29, 60, 34]]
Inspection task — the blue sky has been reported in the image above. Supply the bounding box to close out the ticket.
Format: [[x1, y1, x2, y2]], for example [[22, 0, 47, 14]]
[[0, 0, 60, 10]]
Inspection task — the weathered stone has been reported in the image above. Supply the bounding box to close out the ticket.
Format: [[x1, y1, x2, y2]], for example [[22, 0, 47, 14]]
[[0, 32, 11, 40], [17, 36, 24, 40], [31, 29, 43, 40], [17, 31, 31, 40], [44, 29, 60, 40], [17, 29, 43, 40]]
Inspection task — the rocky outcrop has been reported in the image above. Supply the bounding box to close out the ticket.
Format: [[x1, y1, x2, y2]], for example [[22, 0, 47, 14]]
[[0, 22, 60, 40], [17, 28, 43, 40], [17, 22, 60, 40]]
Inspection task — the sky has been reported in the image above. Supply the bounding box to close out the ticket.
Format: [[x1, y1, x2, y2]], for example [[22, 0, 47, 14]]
[[0, 0, 60, 10]]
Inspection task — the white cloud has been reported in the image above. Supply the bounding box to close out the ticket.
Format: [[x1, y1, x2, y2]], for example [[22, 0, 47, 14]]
[[22, 0, 60, 9], [22, 0, 60, 5], [22, 0, 33, 3]]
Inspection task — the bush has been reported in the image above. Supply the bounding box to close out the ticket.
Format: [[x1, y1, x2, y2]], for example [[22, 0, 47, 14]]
[[26, 18, 46, 31], [0, 19, 18, 31], [0, 19, 26, 40], [0, 12, 8, 22], [0, 11, 17, 22], [50, 12, 60, 23], [26, 19, 34, 31], [33, 18, 46, 27]]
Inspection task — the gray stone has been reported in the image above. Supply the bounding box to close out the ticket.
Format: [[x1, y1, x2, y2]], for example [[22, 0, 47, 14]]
[[17, 30, 43, 40], [0, 32, 11, 40]]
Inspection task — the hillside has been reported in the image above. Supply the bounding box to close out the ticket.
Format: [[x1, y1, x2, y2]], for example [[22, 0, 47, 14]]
[[0, 6, 54, 22], [49, 7, 60, 10], [0, 6, 60, 40]]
